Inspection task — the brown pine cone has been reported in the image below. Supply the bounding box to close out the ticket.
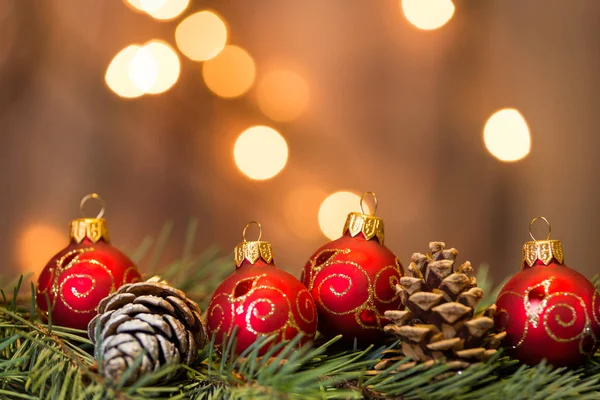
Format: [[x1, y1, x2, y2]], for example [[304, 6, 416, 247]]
[[87, 280, 207, 385], [380, 242, 505, 370]]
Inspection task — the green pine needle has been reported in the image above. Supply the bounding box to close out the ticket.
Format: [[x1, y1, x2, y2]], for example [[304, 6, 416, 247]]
[[0, 222, 598, 399]]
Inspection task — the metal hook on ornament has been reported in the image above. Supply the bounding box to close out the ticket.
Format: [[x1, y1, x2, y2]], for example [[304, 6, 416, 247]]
[[360, 192, 378, 216], [80, 193, 106, 219], [529, 216, 552, 241], [243, 221, 262, 242]]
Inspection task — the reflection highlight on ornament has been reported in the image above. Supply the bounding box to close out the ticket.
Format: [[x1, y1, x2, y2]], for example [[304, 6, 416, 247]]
[[175, 11, 227, 61], [257, 69, 310, 122], [318, 191, 361, 240], [202, 45, 256, 98], [233, 126, 288, 180], [401, 0, 455, 31], [484, 108, 531, 162], [18, 224, 65, 274]]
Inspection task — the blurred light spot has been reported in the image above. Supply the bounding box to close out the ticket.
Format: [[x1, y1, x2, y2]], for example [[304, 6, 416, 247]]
[[318, 192, 360, 240], [125, 0, 188, 19], [234, 126, 288, 180], [284, 186, 327, 240], [401, 0, 455, 30], [257, 69, 310, 122], [202, 45, 255, 98], [145, 0, 189, 20], [124, 0, 145, 12], [140, 0, 167, 11], [105, 45, 145, 98], [18, 224, 65, 274], [128, 46, 158, 93], [484, 108, 531, 162], [175, 11, 227, 61], [143, 40, 180, 94]]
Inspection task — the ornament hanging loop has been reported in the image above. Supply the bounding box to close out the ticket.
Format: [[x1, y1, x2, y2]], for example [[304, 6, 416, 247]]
[[80, 193, 106, 219], [529, 216, 551, 241], [243, 221, 262, 242], [360, 192, 378, 216]]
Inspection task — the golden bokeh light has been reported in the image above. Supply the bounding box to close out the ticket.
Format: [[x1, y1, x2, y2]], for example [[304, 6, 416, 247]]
[[256, 69, 310, 122], [202, 45, 256, 98], [318, 191, 361, 240], [401, 0, 455, 31], [105, 45, 145, 98], [233, 126, 288, 180], [124, 0, 145, 12], [175, 11, 227, 61], [18, 224, 65, 274], [143, 40, 181, 94], [125, 0, 188, 20], [484, 108, 531, 162], [145, 0, 189, 20], [128, 45, 158, 93], [139, 0, 167, 11]]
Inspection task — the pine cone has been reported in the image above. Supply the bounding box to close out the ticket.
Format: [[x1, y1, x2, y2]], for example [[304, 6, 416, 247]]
[[381, 242, 505, 370], [87, 280, 207, 385]]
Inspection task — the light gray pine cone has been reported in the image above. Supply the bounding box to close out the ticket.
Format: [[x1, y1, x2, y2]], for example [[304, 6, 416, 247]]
[[87, 280, 207, 385]]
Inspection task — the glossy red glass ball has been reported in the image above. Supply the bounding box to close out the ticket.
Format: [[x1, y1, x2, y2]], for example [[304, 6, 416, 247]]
[[206, 259, 318, 355], [301, 232, 403, 343], [36, 239, 142, 330], [495, 260, 600, 367]]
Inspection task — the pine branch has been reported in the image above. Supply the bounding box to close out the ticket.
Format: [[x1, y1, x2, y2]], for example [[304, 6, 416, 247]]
[[0, 224, 599, 399]]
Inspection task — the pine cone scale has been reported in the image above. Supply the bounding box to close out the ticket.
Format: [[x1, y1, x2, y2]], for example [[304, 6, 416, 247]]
[[383, 242, 498, 369], [89, 281, 207, 385]]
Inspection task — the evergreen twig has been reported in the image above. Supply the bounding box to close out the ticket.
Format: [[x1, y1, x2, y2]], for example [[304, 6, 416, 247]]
[[0, 222, 598, 399]]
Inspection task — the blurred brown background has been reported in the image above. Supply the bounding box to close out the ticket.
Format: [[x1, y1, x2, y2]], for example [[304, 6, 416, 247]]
[[1, 0, 598, 286]]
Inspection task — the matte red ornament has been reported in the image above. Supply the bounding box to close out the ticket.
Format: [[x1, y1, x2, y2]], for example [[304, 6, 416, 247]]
[[301, 193, 404, 343], [495, 217, 600, 367], [206, 222, 318, 355], [36, 194, 142, 330]]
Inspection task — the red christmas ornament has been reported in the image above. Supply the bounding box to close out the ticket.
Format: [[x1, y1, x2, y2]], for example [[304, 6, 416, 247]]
[[495, 217, 600, 367], [36, 194, 142, 330], [301, 192, 404, 343], [206, 222, 318, 355]]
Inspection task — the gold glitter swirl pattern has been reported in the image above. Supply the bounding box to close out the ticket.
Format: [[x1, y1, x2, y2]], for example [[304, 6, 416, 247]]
[[59, 258, 116, 314], [208, 273, 316, 344], [328, 274, 353, 297], [496, 290, 529, 347], [69, 274, 97, 298], [543, 292, 590, 343], [496, 276, 596, 354], [373, 265, 401, 304], [123, 266, 141, 283], [207, 292, 235, 336], [246, 298, 276, 334], [592, 290, 600, 327], [307, 248, 402, 330], [296, 289, 316, 324], [317, 265, 369, 315]]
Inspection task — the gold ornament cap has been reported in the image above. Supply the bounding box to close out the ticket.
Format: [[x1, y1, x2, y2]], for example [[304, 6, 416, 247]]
[[522, 216, 564, 267], [342, 192, 385, 244], [69, 194, 110, 244], [234, 221, 274, 268]]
